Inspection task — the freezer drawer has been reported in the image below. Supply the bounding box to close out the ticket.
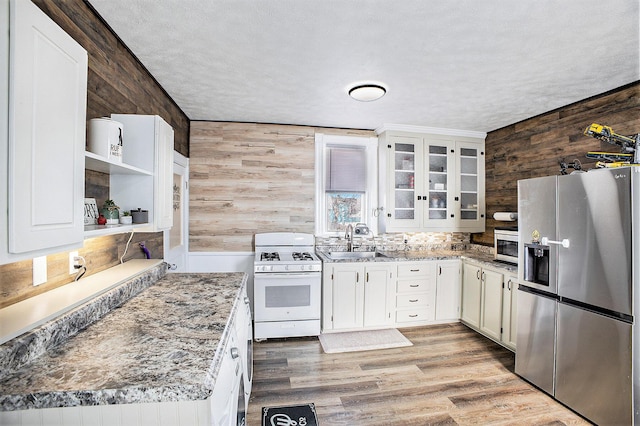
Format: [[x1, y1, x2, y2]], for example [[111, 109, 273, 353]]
[[556, 302, 632, 425], [515, 287, 556, 395]]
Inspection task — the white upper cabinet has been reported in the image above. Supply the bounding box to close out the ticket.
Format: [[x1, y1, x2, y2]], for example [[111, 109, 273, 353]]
[[1, 0, 87, 264], [378, 126, 486, 233], [110, 114, 174, 232]]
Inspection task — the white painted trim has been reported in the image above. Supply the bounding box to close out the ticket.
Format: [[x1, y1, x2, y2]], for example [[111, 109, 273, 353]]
[[375, 123, 487, 139]]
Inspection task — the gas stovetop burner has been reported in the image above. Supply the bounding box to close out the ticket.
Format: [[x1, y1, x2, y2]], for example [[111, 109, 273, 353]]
[[260, 252, 280, 261], [292, 252, 314, 261]]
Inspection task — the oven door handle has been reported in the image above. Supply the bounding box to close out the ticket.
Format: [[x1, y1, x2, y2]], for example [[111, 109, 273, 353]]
[[255, 272, 321, 279]]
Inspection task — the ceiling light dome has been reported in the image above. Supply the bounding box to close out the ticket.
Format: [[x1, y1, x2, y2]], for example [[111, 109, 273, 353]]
[[348, 84, 386, 102]]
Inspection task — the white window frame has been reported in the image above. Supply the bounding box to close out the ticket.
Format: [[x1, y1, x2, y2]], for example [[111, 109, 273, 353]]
[[314, 133, 379, 237]]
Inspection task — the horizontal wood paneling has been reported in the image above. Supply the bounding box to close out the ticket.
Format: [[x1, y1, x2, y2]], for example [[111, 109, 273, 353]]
[[189, 122, 374, 252], [475, 81, 640, 246], [0, 0, 186, 308]]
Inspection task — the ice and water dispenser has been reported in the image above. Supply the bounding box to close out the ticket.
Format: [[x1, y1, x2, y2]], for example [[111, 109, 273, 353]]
[[523, 242, 550, 286]]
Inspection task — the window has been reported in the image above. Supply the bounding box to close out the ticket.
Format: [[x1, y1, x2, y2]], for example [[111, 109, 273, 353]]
[[315, 133, 378, 236]]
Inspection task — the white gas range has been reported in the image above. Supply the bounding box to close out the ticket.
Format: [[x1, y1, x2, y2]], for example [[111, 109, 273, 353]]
[[253, 233, 322, 340]]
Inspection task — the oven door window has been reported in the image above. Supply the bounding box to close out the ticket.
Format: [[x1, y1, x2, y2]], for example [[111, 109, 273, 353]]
[[265, 285, 310, 308], [497, 239, 518, 258], [254, 273, 321, 321]]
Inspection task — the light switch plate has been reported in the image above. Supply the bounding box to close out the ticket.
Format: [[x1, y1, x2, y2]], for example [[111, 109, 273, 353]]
[[33, 255, 47, 286]]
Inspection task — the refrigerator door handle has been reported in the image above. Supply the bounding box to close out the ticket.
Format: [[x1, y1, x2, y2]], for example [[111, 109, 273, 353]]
[[541, 237, 570, 248]]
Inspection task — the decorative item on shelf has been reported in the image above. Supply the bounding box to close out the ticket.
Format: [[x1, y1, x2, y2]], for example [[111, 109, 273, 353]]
[[84, 198, 99, 225], [101, 199, 119, 224], [131, 208, 148, 224], [87, 118, 123, 163], [97, 214, 107, 225], [119, 211, 132, 225], [409, 175, 414, 189]]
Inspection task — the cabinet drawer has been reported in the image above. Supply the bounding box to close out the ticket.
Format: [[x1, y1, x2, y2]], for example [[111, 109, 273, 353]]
[[396, 309, 431, 323], [396, 293, 430, 308], [398, 263, 434, 278], [397, 279, 431, 293]]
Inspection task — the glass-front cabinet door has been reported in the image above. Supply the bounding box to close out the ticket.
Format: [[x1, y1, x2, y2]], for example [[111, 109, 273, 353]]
[[456, 141, 485, 230], [387, 136, 423, 230], [424, 140, 455, 229]]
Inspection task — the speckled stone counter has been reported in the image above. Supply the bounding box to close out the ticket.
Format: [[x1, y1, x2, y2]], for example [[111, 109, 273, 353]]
[[0, 272, 247, 411], [316, 245, 517, 274]]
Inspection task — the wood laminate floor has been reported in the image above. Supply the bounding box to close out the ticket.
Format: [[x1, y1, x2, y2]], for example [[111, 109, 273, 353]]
[[247, 323, 591, 425]]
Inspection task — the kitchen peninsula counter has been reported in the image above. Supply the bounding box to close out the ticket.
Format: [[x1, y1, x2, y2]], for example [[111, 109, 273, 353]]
[[0, 272, 247, 411]]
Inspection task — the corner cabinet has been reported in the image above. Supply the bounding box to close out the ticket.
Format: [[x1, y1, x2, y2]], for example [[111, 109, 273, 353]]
[[1, 0, 88, 265], [377, 128, 486, 233], [84, 115, 174, 237]]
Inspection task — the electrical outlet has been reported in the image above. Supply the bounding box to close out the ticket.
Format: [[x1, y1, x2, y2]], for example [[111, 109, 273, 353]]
[[33, 256, 47, 286], [69, 251, 79, 274]]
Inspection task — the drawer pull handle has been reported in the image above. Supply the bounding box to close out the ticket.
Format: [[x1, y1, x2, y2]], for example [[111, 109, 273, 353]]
[[410, 269, 420, 272], [409, 299, 418, 302], [409, 314, 418, 318], [409, 284, 419, 288]]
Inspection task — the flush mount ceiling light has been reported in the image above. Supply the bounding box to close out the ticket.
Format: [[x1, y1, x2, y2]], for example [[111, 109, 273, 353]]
[[348, 84, 386, 102]]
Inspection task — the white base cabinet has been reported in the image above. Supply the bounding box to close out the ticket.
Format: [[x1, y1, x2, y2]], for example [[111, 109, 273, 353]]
[[461, 260, 517, 351], [1, 0, 87, 265], [324, 263, 394, 331], [435, 260, 461, 321], [322, 259, 461, 332]]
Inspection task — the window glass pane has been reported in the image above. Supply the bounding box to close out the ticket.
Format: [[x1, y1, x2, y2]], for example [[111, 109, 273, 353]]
[[327, 147, 366, 191], [326, 192, 364, 232]]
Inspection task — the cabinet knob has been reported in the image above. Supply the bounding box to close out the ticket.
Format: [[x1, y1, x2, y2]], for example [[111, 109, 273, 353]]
[[387, 213, 392, 218], [230, 347, 240, 359]]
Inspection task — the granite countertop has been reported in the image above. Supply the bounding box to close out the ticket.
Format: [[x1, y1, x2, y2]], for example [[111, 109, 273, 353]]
[[0, 272, 247, 411], [316, 247, 518, 274]]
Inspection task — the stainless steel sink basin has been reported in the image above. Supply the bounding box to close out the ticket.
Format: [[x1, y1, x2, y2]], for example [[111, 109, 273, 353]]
[[323, 251, 387, 260]]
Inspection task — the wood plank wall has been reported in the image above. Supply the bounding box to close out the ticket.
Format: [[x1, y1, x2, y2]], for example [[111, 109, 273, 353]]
[[0, 0, 189, 309], [474, 81, 640, 246], [189, 122, 374, 252]]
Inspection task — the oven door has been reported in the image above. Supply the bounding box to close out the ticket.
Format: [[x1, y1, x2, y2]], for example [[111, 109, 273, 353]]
[[495, 231, 518, 263], [253, 272, 321, 322]]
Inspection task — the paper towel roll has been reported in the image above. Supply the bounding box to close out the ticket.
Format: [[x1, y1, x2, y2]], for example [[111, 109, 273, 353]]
[[493, 212, 518, 221]]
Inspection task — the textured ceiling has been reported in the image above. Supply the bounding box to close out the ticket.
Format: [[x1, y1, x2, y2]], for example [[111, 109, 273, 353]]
[[88, 0, 639, 133]]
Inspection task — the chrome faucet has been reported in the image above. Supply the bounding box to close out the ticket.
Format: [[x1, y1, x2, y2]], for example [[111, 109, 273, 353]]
[[345, 224, 353, 252]]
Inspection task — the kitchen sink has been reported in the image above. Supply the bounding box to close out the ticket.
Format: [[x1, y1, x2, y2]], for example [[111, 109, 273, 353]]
[[323, 251, 387, 260]]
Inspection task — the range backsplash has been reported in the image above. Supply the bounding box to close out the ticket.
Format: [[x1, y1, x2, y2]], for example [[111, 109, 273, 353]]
[[316, 232, 481, 252]]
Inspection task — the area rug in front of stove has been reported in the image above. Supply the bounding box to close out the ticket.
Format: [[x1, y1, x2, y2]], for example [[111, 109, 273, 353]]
[[262, 403, 319, 426], [318, 328, 413, 353]]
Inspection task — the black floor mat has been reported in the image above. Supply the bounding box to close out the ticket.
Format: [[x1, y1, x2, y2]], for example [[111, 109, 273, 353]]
[[262, 403, 318, 426]]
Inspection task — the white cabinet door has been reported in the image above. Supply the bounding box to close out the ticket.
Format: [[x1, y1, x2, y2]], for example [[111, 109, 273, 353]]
[[479, 268, 503, 341], [455, 141, 485, 231], [382, 135, 423, 231], [461, 263, 481, 328], [6, 0, 87, 255], [155, 117, 174, 230], [435, 260, 461, 321], [501, 274, 518, 350], [423, 139, 456, 229], [363, 264, 393, 327], [331, 264, 364, 330]]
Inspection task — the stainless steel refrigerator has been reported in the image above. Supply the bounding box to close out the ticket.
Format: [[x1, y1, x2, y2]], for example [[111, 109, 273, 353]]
[[515, 167, 637, 425]]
